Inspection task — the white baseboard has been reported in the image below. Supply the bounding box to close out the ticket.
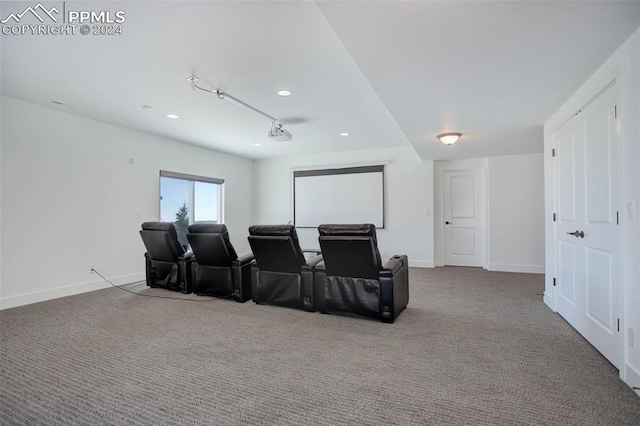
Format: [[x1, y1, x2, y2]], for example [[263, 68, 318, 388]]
[[409, 260, 435, 268], [544, 293, 555, 311], [624, 363, 640, 397], [487, 263, 544, 274], [0, 272, 145, 310]]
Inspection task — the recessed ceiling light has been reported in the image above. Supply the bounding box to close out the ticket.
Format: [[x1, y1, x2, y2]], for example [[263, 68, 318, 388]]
[[166, 114, 179, 119], [340, 132, 350, 136], [278, 90, 292, 97], [253, 143, 262, 147]]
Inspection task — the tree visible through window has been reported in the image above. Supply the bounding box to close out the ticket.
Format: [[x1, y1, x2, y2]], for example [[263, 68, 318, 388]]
[[159, 171, 224, 247], [174, 202, 190, 248]]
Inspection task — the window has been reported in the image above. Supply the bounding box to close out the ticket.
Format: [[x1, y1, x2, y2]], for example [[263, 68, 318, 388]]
[[159, 171, 224, 247]]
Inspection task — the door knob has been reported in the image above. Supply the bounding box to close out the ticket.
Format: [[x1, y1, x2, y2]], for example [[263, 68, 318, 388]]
[[566, 230, 585, 238], [445, 221, 452, 225]]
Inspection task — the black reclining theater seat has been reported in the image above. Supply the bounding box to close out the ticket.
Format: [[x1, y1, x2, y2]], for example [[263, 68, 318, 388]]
[[247, 225, 323, 311], [186, 224, 254, 302], [139, 222, 193, 293], [314, 224, 409, 323]]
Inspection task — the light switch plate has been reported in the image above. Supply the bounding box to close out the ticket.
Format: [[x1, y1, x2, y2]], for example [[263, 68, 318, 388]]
[[628, 201, 635, 221]]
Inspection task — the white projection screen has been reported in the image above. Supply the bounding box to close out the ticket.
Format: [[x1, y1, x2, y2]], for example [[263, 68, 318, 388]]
[[293, 165, 385, 228]]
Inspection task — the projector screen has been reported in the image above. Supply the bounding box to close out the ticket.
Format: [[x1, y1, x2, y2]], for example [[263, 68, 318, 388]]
[[294, 165, 384, 228]]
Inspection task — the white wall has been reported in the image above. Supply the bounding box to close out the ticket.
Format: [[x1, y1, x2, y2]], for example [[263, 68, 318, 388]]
[[488, 154, 545, 273], [252, 146, 435, 267], [543, 28, 640, 390], [0, 97, 3, 295], [434, 154, 544, 273], [0, 96, 253, 309]]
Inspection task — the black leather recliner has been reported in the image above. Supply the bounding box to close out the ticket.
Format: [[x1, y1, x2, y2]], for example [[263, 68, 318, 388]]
[[186, 224, 254, 302], [139, 222, 193, 293], [247, 225, 323, 311], [314, 224, 409, 323]]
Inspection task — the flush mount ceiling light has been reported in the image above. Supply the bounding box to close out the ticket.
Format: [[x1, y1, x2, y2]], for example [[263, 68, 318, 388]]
[[340, 132, 350, 136], [187, 75, 293, 141], [277, 89, 292, 97], [437, 132, 462, 145], [166, 114, 179, 119]]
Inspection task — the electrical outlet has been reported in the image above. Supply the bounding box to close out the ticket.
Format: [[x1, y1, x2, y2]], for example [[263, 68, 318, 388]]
[[629, 327, 636, 348], [89, 265, 96, 273]]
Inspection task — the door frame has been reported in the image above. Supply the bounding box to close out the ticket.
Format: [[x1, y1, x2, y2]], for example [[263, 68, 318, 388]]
[[548, 76, 625, 377], [434, 159, 488, 268]]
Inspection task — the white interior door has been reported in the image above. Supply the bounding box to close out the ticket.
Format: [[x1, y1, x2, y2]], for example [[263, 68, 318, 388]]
[[554, 83, 619, 368], [443, 169, 484, 267]]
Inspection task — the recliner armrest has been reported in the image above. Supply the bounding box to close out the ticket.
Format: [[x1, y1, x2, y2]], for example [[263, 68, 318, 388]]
[[304, 254, 324, 268], [312, 261, 327, 313], [178, 250, 194, 261], [176, 250, 193, 294], [300, 256, 322, 312], [231, 254, 254, 303], [235, 253, 255, 266], [381, 257, 403, 276]]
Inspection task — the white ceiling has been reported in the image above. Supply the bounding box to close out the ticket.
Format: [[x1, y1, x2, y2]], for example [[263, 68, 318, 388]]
[[1, 1, 639, 161]]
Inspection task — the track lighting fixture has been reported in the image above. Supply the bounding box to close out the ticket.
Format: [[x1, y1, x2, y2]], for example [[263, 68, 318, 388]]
[[187, 75, 293, 141]]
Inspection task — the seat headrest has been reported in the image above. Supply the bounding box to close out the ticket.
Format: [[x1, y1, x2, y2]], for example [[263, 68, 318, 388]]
[[249, 225, 298, 238], [139, 221, 185, 261], [318, 224, 377, 237], [247, 225, 305, 273], [141, 222, 182, 247], [188, 224, 228, 234], [142, 222, 177, 232], [318, 224, 383, 278], [187, 223, 238, 261]]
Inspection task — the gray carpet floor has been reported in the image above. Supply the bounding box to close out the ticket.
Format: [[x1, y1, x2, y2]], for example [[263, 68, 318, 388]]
[[1, 267, 639, 425]]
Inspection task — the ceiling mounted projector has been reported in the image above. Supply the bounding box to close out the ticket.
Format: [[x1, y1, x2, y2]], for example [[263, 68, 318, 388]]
[[269, 122, 293, 141]]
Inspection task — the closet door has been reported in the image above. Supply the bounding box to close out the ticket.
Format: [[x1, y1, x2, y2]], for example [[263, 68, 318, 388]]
[[554, 83, 620, 368]]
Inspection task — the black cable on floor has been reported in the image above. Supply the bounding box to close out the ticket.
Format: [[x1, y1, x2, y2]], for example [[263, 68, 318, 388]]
[[91, 268, 233, 302]]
